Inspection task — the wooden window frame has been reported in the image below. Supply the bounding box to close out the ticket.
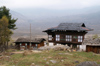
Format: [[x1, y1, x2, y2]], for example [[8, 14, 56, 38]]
[[48, 35, 52, 41], [56, 35, 60, 41], [66, 35, 72, 42], [78, 36, 83, 42]]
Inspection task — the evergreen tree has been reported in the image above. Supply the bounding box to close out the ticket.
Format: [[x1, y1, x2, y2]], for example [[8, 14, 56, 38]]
[[0, 16, 12, 51], [0, 6, 17, 30], [0, 6, 17, 51]]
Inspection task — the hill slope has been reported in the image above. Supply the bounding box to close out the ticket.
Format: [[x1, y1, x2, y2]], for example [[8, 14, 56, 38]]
[[10, 6, 100, 39]]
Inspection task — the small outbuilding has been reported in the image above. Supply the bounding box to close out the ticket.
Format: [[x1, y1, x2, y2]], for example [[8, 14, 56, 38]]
[[86, 45, 100, 53], [82, 38, 100, 53], [14, 38, 46, 50]]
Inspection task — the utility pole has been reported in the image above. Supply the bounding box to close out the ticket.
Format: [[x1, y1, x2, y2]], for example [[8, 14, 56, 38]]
[[30, 24, 31, 48], [30, 24, 31, 42]]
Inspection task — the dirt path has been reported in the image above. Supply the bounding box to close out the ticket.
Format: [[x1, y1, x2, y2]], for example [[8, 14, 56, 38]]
[[12, 50, 42, 54], [12, 51, 24, 54]]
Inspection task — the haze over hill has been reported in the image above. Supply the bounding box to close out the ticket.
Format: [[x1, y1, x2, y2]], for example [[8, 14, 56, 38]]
[[10, 6, 100, 39]]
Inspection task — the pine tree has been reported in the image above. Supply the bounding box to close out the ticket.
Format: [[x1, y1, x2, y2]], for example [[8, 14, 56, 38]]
[[0, 6, 17, 51], [0, 6, 17, 30], [0, 16, 12, 51]]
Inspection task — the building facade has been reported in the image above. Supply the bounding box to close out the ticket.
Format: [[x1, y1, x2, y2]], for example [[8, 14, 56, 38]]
[[43, 23, 92, 46], [86, 45, 100, 53], [15, 38, 45, 50]]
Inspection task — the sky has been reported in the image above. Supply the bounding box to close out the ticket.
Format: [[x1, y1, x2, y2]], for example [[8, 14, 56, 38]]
[[0, 0, 100, 10], [0, 0, 100, 19]]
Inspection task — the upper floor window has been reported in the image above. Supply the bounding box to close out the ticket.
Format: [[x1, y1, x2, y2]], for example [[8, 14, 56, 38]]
[[66, 35, 72, 42], [56, 35, 60, 41], [48, 35, 52, 40], [78, 36, 83, 42]]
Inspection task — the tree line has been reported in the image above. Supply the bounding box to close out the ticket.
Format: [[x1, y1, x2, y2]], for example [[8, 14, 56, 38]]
[[0, 6, 17, 52]]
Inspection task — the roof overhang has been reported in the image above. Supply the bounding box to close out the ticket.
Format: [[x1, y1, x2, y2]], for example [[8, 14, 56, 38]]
[[14, 42, 40, 44]]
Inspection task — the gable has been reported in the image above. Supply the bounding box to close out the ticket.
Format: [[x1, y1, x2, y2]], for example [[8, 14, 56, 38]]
[[81, 23, 86, 27]]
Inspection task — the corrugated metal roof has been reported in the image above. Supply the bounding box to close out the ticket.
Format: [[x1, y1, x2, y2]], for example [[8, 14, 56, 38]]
[[44, 23, 92, 32]]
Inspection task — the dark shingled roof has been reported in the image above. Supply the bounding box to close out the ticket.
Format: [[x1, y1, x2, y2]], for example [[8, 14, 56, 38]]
[[43, 23, 93, 32], [15, 38, 46, 43]]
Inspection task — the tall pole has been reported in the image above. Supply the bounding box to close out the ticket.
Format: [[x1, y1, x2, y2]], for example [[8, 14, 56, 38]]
[[30, 24, 31, 48], [30, 24, 31, 42]]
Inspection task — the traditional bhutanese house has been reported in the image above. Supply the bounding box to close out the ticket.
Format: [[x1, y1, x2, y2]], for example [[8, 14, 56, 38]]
[[14, 38, 46, 50], [43, 23, 92, 48]]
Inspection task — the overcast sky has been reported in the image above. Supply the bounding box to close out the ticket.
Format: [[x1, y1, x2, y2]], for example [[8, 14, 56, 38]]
[[0, 0, 100, 10], [0, 0, 100, 19]]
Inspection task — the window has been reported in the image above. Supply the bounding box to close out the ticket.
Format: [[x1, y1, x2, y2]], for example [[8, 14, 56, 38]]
[[66, 35, 72, 42], [48, 35, 52, 40], [35, 44, 38, 47], [78, 36, 83, 42], [56, 35, 60, 41]]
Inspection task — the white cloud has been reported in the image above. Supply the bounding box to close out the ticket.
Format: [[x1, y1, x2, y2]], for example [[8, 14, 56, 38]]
[[0, 0, 100, 9]]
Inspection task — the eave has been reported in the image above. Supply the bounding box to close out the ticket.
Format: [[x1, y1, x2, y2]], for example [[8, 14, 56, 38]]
[[14, 42, 40, 44]]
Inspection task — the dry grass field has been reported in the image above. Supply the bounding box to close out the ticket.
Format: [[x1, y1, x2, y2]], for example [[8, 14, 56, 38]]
[[0, 49, 100, 66]]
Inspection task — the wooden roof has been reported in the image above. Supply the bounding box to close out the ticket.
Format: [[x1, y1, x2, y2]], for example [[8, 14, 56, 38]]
[[15, 38, 46, 43], [43, 23, 93, 32]]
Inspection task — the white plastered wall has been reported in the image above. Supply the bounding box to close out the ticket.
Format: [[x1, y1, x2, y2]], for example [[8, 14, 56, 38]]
[[49, 42, 54, 46], [78, 45, 86, 51]]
